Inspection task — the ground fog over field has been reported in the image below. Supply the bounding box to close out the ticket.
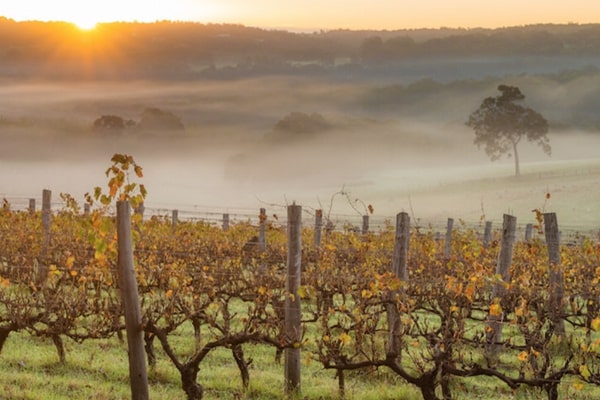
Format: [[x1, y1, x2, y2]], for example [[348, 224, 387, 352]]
[[1, 75, 599, 234]]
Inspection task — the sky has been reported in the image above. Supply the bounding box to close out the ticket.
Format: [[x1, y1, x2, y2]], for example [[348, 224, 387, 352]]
[[1, 0, 599, 31]]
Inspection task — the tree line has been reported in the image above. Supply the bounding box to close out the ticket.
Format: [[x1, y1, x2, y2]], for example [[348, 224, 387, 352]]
[[1, 18, 600, 80]]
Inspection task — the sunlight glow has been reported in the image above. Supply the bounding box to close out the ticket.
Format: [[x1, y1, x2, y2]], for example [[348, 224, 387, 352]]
[[0, 0, 598, 30], [73, 18, 98, 31]]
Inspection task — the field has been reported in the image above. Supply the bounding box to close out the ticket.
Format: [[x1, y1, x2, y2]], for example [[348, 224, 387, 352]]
[[0, 323, 598, 399]]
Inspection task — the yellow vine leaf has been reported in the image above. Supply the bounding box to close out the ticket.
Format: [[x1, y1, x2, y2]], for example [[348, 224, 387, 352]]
[[489, 301, 503, 317], [517, 351, 529, 362], [591, 317, 600, 332], [339, 332, 351, 346], [580, 365, 591, 380]]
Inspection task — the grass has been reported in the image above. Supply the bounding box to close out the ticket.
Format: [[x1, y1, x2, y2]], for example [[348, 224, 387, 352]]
[[0, 328, 424, 400], [1, 325, 599, 399]]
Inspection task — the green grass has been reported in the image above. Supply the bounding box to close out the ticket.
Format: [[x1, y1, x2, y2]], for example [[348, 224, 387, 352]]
[[0, 328, 423, 400], [0, 325, 598, 399]]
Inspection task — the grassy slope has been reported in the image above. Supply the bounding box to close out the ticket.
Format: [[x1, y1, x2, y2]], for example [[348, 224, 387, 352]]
[[367, 158, 600, 234]]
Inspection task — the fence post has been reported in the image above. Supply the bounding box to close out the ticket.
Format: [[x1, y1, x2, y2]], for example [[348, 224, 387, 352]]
[[525, 223, 533, 241], [362, 215, 369, 236], [172, 209, 178, 229], [388, 212, 410, 360], [84, 203, 91, 216], [134, 202, 145, 218], [444, 218, 454, 258], [486, 214, 516, 358], [42, 189, 51, 238], [222, 213, 230, 231], [544, 212, 565, 336], [314, 209, 323, 249], [483, 221, 493, 248], [259, 208, 267, 251], [285, 204, 302, 395], [29, 198, 36, 213], [117, 201, 149, 400], [36, 189, 52, 286]]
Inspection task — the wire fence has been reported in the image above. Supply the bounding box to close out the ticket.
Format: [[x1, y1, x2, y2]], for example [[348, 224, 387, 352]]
[[2, 192, 598, 244]]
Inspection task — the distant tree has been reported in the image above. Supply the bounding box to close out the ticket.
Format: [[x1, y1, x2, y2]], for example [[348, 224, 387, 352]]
[[266, 111, 332, 143], [138, 108, 184, 132], [359, 36, 385, 62], [466, 85, 550, 176], [92, 115, 135, 133]]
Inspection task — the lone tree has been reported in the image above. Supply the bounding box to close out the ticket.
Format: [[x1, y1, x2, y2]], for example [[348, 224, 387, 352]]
[[467, 85, 550, 176]]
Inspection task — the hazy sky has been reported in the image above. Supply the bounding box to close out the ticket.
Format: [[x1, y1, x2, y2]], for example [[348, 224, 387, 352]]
[[1, 0, 599, 30]]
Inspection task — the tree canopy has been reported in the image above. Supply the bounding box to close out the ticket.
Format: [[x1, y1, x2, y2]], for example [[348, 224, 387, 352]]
[[466, 84, 550, 176]]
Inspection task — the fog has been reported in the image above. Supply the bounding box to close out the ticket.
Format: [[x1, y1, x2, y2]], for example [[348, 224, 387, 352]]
[[1, 74, 600, 230]]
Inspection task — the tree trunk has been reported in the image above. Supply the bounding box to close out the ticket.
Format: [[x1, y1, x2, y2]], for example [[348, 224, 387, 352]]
[[545, 382, 559, 400], [232, 344, 250, 389], [52, 334, 66, 364], [512, 140, 520, 176], [144, 331, 157, 371], [0, 328, 11, 354], [420, 383, 440, 400], [181, 364, 203, 400]]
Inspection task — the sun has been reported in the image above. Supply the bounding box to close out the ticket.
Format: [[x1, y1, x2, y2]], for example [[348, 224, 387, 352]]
[[73, 17, 98, 31]]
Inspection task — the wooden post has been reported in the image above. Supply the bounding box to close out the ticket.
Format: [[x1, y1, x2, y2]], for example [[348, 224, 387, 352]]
[[36, 189, 52, 286], [314, 209, 323, 249], [259, 208, 266, 252], [361, 215, 369, 236], [483, 221, 493, 248], [84, 203, 91, 216], [117, 201, 149, 400], [134, 202, 145, 218], [444, 218, 454, 259], [172, 209, 178, 229], [544, 213, 565, 336], [42, 189, 51, 238], [222, 213, 230, 231], [28, 198, 36, 213], [285, 204, 302, 395], [486, 214, 516, 357], [388, 212, 409, 360], [525, 223, 533, 241]]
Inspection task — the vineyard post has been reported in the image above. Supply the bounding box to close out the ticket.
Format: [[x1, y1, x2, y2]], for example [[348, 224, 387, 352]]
[[259, 208, 266, 251], [172, 209, 178, 229], [544, 212, 565, 336], [37, 189, 52, 286], [483, 221, 493, 248], [285, 203, 302, 395], [42, 189, 51, 237], [134, 202, 145, 218], [116, 201, 149, 400], [314, 209, 323, 248], [362, 215, 369, 236], [525, 223, 533, 241], [388, 212, 410, 360], [222, 213, 230, 231], [486, 214, 516, 358], [444, 218, 454, 258], [28, 198, 35, 213]]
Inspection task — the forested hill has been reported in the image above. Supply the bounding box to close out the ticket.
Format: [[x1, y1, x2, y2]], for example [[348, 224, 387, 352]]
[[1, 17, 600, 81]]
